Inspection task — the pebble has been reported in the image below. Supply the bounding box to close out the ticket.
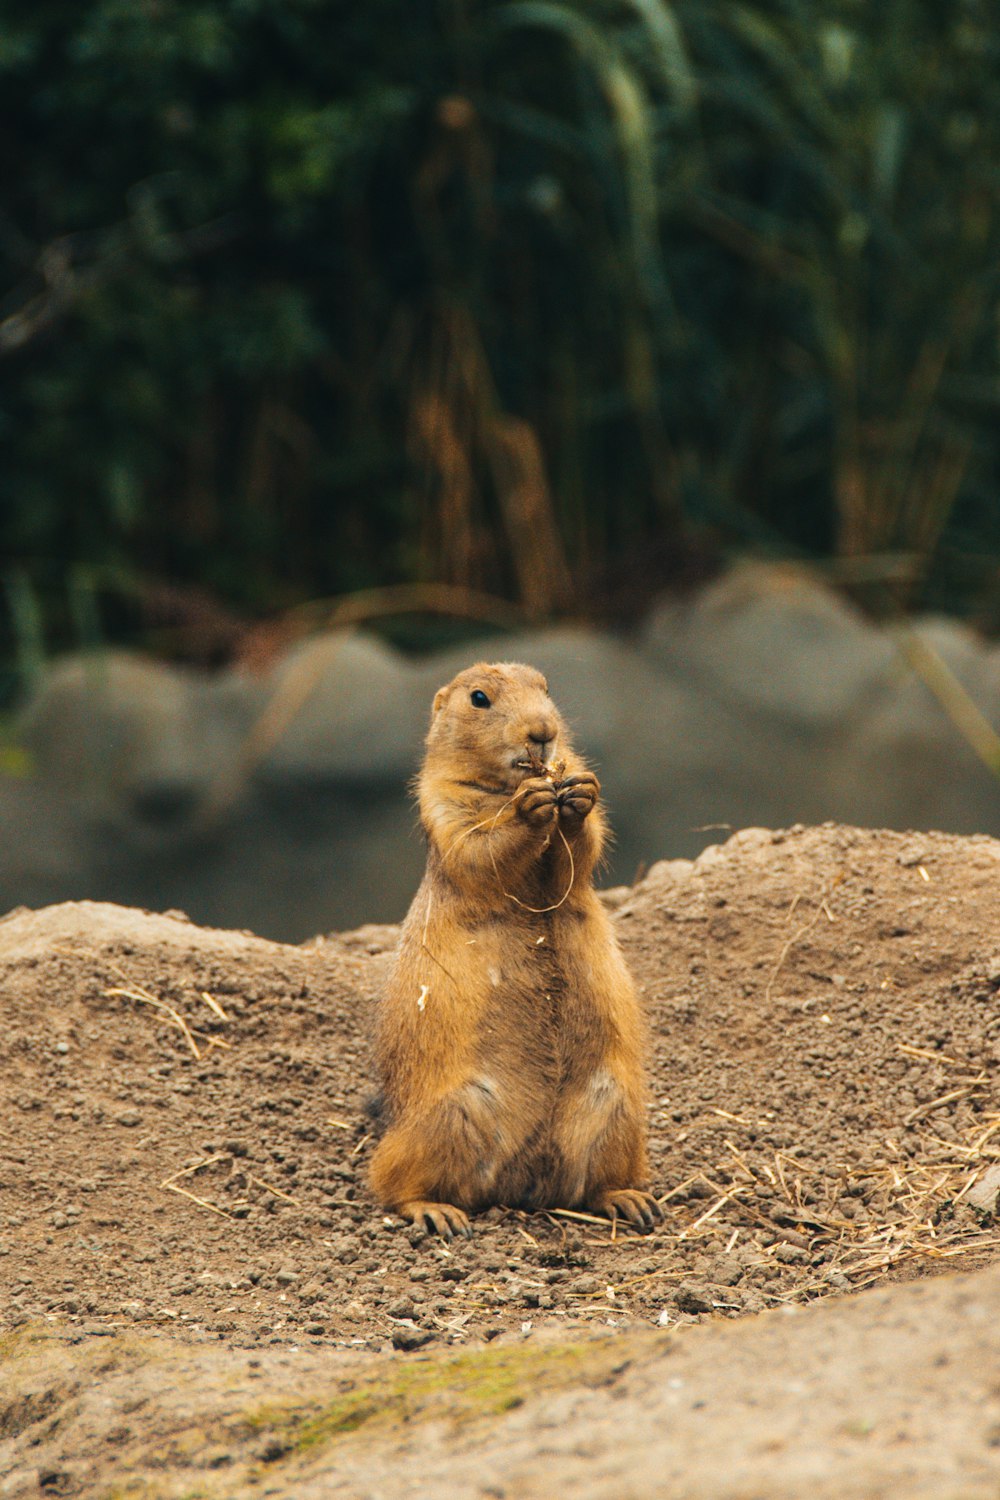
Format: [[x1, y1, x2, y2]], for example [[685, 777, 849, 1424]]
[[674, 1283, 715, 1315], [391, 1326, 434, 1351], [737, 1289, 768, 1313], [571, 1274, 601, 1295], [702, 1255, 744, 1286], [965, 1164, 1000, 1215]]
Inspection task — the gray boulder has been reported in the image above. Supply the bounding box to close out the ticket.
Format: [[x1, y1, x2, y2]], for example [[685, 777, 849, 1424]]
[[3, 563, 1000, 940], [642, 560, 897, 732]]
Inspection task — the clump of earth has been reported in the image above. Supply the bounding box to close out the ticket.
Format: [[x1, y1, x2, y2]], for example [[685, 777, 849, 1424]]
[[3, 823, 1000, 1498]]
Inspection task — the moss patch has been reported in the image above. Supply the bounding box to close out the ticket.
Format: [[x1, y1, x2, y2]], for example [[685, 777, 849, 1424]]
[[0, 1328, 27, 1364], [249, 1336, 634, 1460]]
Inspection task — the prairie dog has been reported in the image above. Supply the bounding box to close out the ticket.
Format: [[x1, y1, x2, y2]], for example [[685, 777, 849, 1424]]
[[368, 661, 660, 1238]]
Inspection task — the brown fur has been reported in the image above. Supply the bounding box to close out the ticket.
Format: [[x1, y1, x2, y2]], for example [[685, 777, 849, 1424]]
[[368, 661, 661, 1238]]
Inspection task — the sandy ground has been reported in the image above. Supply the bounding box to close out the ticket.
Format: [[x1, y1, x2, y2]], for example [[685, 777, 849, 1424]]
[[2, 822, 1000, 1496]]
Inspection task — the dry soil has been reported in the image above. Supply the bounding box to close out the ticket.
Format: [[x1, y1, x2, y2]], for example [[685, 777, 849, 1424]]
[[2, 822, 1000, 1497]]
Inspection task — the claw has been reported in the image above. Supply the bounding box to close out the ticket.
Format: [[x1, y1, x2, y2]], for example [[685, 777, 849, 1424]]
[[555, 771, 600, 822], [518, 777, 559, 827], [402, 1199, 471, 1240], [425, 1209, 452, 1240], [594, 1189, 661, 1233]]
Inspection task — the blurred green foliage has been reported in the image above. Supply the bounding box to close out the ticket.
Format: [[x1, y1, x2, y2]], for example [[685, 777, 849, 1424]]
[[2, 0, 1000, 693]]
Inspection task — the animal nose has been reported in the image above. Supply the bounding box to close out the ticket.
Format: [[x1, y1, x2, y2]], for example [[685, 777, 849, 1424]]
[[527, 719, 556, 754]]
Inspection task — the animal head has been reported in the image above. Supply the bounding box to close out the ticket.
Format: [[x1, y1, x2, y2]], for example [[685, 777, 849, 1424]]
[[426, 662, 566, 786]]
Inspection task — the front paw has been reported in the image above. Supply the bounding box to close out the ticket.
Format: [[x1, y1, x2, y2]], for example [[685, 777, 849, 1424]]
[[399, 1199, 472, 1240], [556, 771, 600, 823], [516, 776, 559, 828], [592, 1188, 662, 1231]]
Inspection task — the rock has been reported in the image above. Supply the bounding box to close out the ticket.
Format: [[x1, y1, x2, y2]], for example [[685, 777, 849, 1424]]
[[571, 1274, 602, 1296], [703, 1255, 744, 1287], [965, 1165, 1000, 1216], [391, 1324, 434, 1351], [641, 561, 896, 732], [737, 1288, 769, 1313], [258, 631, 422, 787], [641, 859, 694, 891], [6, 569, 1000, 939], [851, 617, 1000, 833], [18, 651, 258, 828], [674, 1282, 715, 1315]]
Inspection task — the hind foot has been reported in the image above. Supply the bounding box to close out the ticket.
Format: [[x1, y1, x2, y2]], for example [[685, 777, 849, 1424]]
[[591, 1188, 662, 1231], [399, 1199, 472, 1240]]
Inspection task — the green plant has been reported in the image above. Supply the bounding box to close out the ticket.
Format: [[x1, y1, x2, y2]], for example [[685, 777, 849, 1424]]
[[2, 0, 999, 698]]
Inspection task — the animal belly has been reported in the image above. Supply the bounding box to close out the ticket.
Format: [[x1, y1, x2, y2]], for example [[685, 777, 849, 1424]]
[[489, 1068, 625, 1211], [426, 1073, 537, 1205], [549, 1068, 625, 1204], [448, 1075, 507, 1193]]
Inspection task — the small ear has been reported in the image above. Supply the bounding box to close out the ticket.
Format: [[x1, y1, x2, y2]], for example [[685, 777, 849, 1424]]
[[433, 687, 447, 713]]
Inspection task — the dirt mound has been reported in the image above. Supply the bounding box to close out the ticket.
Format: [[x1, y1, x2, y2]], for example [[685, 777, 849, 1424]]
[[3, 822, 1000, 1494], [3, 824, 1000, 1349]]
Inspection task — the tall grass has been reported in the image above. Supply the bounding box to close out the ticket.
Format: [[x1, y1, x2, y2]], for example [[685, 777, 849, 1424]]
[[1, 0, 999, 691]]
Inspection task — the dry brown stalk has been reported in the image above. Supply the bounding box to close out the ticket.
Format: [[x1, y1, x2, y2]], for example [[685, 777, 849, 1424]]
[[247, 1174, 299, 1205], [965, 1116, 1000, 1155], [162, 1183, 234, 1220], [890, 619, 1000, 777], [659, 1174, 711, 1202], [196, 1033, 232, 1053], [903, 1080, 987, 1126], [722, 1139, 760, 1183], [444, 764, 579, 915], [764, 877, 845, 1003], [679, 1188, 745, 1240], [897, 1042, 963, 1066], [161, 1154, 234, 1220], [103, 986, 202, 1059], [547, 1207, 613, 1228], [773, 1152, 794, 1203], [493, 823, 576, 915], [200, 990, 229, 1021]]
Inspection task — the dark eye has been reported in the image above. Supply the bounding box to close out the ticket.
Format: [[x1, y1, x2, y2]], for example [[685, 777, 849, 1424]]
[[470, 689, 491, 709]]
